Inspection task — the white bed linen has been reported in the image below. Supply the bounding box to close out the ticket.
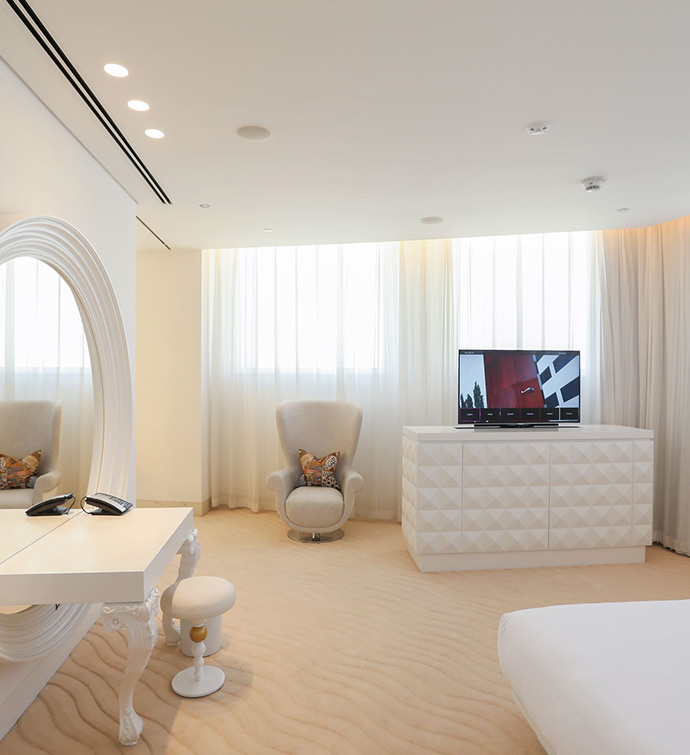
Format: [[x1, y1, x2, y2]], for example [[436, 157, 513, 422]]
[[498, 599, 690, 755]]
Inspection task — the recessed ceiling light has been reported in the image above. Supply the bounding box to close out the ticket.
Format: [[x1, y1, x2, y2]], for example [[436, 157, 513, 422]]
[[525, 121, 551, 135], [200, 203, 210, 209], [128, 99, 149, 111], [104, 63, 128, 78], [263, 228, 274, 233], [420, 216, 444, 225], [617, 207, 630, 213], [237, 125, 272, 141], [145, 129, 165, 139]]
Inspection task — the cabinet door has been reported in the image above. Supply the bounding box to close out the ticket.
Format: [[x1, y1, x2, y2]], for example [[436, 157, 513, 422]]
[[461, 443, 550, 553], [402, 440, 464, 556], [632, 440, 654, 546], [549, 441, 634, 549]]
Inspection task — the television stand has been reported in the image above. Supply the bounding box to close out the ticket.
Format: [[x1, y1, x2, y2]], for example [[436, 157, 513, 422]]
[[402, 424, 654, 572]]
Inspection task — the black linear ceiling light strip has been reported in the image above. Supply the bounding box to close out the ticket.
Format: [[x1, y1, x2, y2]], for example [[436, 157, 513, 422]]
[[5, 0, 172, 204]]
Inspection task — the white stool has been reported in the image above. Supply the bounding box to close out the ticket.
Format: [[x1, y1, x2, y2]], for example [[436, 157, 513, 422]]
[[161, 583, 223, 657], [167, 576, 236, 698]]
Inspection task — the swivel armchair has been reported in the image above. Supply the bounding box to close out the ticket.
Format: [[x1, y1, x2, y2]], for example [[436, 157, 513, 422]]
[[267, 400, 363, 542], [0, 400, 62, 509]]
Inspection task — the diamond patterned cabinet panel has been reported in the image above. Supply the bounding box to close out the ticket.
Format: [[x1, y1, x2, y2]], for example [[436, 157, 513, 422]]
[[632, 477, 653, 546], [633, 462, 653, 484], [550, 503, 631, 529], [462, 443, 549, 553], [550, 484, 633, 509], [401, 517, 416, 553], [414, 509, 464, 533], [401, 477, 417, 509], [590, 441, 634, 464], [463, 442, 549, 467], [402, 457, 417, 487], [549, 446, 634, 549], [550, 525, 632, 550], [632, 524, 653, 546], [464, 485, 549, 511], [463, 464, 549, 489], [416, 530, 463, 555], [463, 507, 548, 532], [634, 440, 654, 464], [633, 482, 653, 507], [416, 442, 464, 468], [550, 441, 633, 465], [462, 529, 548, 553], [402, 436, 417, 465], [416, 463, 463, 490], [551, 462, 633, 487], [403, 485, 461, 512], [401, 499, 417, 530]]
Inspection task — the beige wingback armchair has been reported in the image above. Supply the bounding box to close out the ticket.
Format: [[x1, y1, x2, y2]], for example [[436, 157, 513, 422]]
[[0, 400, 62, 509], [266, 400, 363, 542]]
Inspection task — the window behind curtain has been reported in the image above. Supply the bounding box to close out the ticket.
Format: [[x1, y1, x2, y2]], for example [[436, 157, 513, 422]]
[[228, 243, 389, 372], [206, 231, 601, 519]]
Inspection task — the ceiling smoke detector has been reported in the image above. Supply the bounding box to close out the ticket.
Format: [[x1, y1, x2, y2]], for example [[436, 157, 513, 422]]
[[525, 121, 551, 136], [580, 176, 606, 193]]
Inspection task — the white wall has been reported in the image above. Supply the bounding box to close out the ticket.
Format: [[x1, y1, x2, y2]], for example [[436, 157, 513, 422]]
[[0, 59, 137, 736], [136, 249, 208, 509], [0, 58, 136, 497]]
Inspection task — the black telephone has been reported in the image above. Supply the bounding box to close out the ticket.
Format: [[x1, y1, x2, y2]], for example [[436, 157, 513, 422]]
[[83, 492, 133, 515], [25, 493, 75, 517]]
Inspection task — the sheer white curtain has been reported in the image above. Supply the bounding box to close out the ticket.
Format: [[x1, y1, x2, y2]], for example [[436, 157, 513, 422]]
[[207, 243, 401, 518], [206, 231, 601, 520], [452, 232, 602, 423], [0, 258, 93, 499], [598, 219, 690, 554]]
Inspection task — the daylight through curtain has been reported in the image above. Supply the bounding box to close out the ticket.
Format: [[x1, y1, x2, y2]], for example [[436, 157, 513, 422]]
[[0, 257, 93, 499], [206, 231, 601, 520]]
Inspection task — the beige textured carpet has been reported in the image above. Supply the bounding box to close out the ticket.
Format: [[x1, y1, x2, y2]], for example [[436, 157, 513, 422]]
[[3, 509, 690, 755]]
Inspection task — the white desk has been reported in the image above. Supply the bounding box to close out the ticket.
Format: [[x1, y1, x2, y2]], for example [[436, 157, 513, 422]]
[[0, 508, 198, 745]]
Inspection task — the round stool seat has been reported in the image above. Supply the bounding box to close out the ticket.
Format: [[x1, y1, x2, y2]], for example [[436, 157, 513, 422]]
[[170, 576, 236, 626]]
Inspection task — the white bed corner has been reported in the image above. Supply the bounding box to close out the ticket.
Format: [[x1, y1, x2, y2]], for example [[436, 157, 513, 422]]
[[498, 599, 690, 755]]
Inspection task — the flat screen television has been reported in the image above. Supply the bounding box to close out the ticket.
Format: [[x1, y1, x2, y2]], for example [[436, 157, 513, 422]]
[[458, 349, 580, 426]]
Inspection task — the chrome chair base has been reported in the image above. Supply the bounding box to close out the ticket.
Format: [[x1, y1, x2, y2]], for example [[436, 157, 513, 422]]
[[288, 529, 344, 543]]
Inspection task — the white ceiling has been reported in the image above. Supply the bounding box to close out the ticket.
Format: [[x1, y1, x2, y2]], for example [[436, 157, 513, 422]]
[[2, 0, 690, 251]]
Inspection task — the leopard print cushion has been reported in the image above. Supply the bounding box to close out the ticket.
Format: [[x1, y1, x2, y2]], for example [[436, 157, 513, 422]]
[[298, 449, 341, 490], [0, 450, 41, 489]]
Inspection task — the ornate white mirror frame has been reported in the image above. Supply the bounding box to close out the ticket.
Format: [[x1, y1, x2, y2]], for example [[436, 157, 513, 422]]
[[0, 215, 132, 495], [0, 215, 133, 660]]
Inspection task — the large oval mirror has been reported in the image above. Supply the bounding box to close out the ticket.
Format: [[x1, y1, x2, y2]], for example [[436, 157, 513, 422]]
[[0, 216, 132, 508], [0, 256, 93, 502], [0, 216, 133, 650]]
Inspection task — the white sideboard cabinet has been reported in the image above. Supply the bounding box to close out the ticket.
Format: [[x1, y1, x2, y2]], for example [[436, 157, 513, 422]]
[[401, 425, 653, 572]]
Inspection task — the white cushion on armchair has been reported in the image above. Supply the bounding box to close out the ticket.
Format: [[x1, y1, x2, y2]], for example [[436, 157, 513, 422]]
[[285, 486, 344, 528]]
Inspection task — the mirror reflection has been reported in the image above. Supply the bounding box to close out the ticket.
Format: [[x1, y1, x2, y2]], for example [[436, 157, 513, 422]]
[[0, 257, 93, 507]]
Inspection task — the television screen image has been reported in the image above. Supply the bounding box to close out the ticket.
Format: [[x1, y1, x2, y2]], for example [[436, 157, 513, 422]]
[[458, 349, 580, 425]]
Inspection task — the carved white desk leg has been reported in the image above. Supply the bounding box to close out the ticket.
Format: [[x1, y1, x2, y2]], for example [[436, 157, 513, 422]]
[[162, 529, 201, 646], [102, 588, 160, 746]]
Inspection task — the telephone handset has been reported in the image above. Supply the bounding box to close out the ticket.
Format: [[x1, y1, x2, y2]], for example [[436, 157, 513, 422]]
[[83, 492, 133, 515], [25, 493, 75, 517]]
